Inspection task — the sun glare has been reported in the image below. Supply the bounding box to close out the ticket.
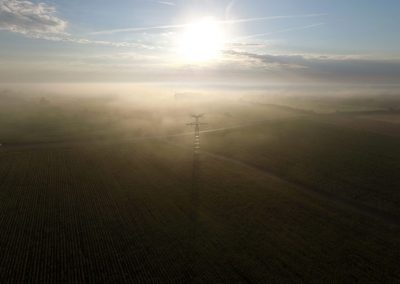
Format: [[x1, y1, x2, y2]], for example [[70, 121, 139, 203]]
[[178, 17, 225, 63]]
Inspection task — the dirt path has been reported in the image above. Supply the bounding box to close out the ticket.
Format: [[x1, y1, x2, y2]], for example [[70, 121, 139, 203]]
[[202, 149, 400, 228], [161, 139, 400, 229]]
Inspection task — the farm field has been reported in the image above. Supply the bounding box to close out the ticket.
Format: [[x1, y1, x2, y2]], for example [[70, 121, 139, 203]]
[[193, 117, 400, 218], [244, 93, 400, 114], [317, 114, 400, 138], [2, 0, 400, 281], [0, 95, 399, 282]]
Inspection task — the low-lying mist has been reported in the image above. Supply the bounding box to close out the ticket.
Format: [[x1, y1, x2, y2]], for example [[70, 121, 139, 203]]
[[1, 82, 400, 145]]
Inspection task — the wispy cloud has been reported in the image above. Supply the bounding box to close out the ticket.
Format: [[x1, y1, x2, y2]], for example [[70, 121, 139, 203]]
[[223, 50, 400, 83], [155, 1, 176, 6], [222, 13, 327, 25], [31, 33, 152, 49], [91, 24, 184, 35], [236, 22, 326, 41], [146, 0, 176, 6], [0, 0, 153, 49], [0, 0, 67, 35], [90, 13, 327, 35]]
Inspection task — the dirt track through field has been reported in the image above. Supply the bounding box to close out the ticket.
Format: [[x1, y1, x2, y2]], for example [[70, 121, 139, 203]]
[[160, 139, 400, 229], [202, 149, 400, 228]]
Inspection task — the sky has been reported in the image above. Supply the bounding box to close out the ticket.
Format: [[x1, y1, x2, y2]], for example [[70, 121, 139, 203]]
[[0, 0, 400, 86]]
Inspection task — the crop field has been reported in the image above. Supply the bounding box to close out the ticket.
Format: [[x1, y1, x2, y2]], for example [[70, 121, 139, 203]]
[[194, 117, 400, 217], [0, 94, 399, 282], [245, 93, 400, 114]]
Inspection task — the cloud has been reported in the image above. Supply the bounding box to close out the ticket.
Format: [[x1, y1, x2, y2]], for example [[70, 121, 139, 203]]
[[0, 0, 155, 49], [237, 22, 325, 40], [0, 0, 67, 35], [222, 13, 327, 25], [26, 33, 153, 49], [155, 1, 175, 6], [90, 13, 327, 35], [224, 50, 400, 83], [146, 0, 175, 6]]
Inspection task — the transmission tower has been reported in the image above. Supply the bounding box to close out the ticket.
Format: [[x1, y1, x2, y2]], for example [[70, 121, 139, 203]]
[[186, 114, 207, 277], [187, 114, 207, 155], [187, 114, 207, 188]]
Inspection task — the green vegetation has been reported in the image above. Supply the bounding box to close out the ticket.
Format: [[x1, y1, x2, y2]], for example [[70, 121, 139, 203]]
[[199, 118, 400, 217], [0, 93, 399, 282]]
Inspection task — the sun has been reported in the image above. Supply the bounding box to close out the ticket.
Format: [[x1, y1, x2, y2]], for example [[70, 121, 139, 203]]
[[178, 17, 225, 63]]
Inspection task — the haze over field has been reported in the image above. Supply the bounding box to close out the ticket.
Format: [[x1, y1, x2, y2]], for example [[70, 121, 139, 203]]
[[1, 0, 400, 282]]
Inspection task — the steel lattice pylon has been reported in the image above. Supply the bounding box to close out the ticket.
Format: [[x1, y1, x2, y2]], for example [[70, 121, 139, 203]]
[[187, 114, 206, 155], [186, 114, 207, 278]]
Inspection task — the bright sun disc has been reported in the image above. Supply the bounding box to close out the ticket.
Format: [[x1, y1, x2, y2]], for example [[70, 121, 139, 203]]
[[178, 18, 225, 63]]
